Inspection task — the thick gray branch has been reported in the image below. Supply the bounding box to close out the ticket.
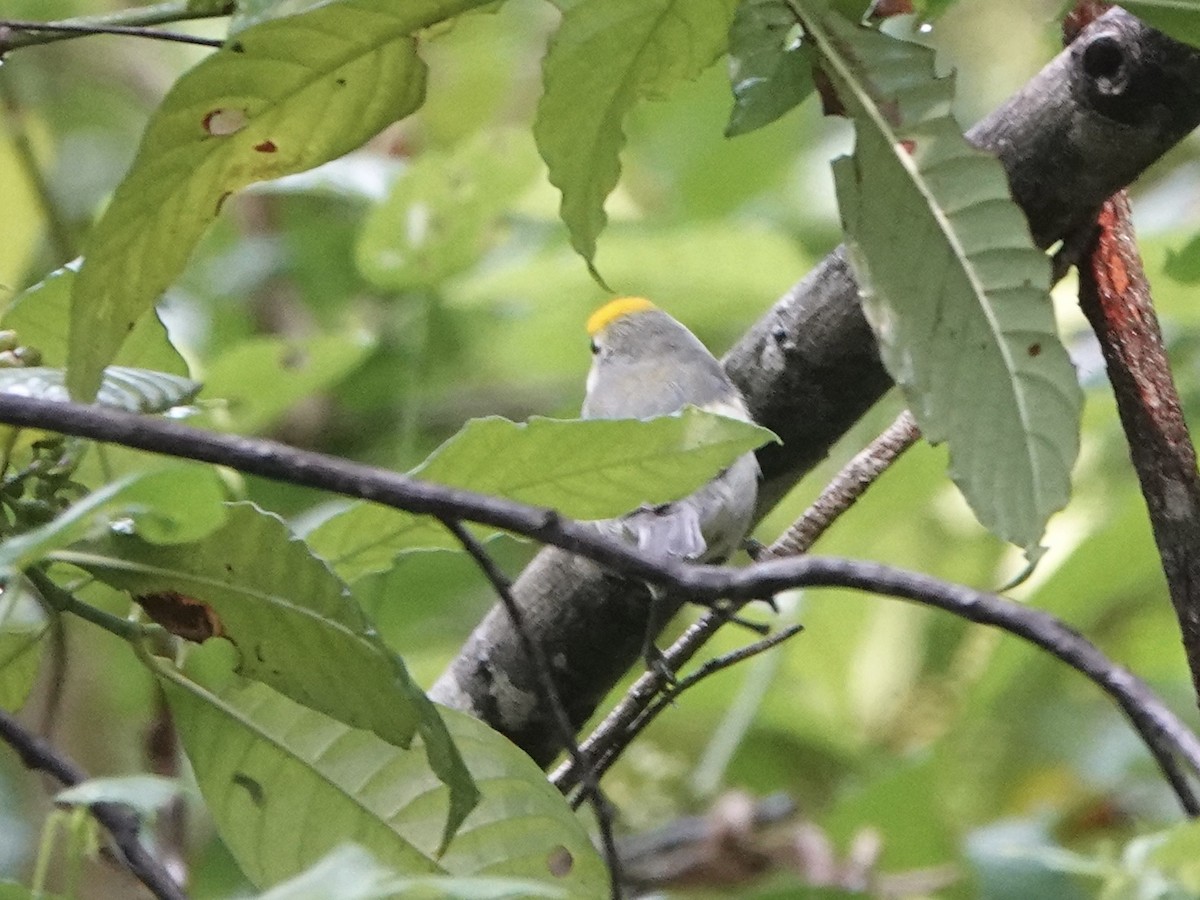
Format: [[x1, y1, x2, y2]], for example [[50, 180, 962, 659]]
[[433, 9, 1200, 767]]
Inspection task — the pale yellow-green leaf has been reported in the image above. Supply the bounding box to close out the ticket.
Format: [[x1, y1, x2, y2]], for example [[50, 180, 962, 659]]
[[67, 0, 490, 400]]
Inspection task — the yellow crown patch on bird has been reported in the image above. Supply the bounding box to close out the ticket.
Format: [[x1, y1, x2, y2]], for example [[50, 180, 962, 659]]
[[586, 297, 656, 337]]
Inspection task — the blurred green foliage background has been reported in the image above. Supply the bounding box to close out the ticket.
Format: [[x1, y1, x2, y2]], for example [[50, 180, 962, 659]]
[[3, 0, 1200, 895]]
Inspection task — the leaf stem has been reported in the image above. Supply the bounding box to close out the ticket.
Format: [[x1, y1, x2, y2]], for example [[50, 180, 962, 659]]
[[25, 566, 164, 643], [0, 0, 234, 54], [0, 19, 226, 50]]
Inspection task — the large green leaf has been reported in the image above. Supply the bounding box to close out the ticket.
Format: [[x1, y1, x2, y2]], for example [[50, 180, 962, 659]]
[[306, 408, 775, 581], [804, 6, 1081, 551], [57, 502, 427, 741], [56, 502, 476, 846], [725, 0, 816, 137], [2, 263, 186, 375], [230, 0, 331, 33], [534, 0, 739, 274], [67, 0, 491, 401], [1123, 1, 1200, 48], [162, 644, 606, 891]]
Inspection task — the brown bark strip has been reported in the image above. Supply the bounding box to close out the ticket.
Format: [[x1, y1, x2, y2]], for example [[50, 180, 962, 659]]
[[1078, 191, 1200, 702]]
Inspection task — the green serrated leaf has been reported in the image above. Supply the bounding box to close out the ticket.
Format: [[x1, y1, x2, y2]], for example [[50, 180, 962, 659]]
[[534, 0, 739, 271], [0, 466, 227, 575], [307, 408, 775, 580], [200, 332, 375, 434], [0, 582, 47, 711], [162, 647, 605, 890], [67, 0, 492, 401], [803, 6, 1081, 551], [0, 366, 200, 414], [58, 503, 477, 846], [356, 129, 541, 291], [725, 0, 815, 137], [2, 263, 187, 375], [1123, 1, 1200, 48]]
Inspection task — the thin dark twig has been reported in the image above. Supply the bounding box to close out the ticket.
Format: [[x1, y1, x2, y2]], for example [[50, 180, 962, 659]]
[[693, 556, 1200, 815], [552, 616, 713, 792], [0, 0, 234, 53], [569, 624, 805, 809], [441, 520, 624, 900], [0, 708, 185, 900], [0, 19, 224, 48], [0, 394, 1195, 813], [0, 393, 675, 586]]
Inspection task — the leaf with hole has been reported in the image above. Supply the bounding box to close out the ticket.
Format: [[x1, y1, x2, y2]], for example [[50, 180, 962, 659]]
[[67, 0, 493, 400], [57, 502, 477, 847]]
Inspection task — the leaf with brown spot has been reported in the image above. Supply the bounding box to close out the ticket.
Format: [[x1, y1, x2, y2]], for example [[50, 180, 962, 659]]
[[58, 501, 478, 849], [68, 0, 494, 401]]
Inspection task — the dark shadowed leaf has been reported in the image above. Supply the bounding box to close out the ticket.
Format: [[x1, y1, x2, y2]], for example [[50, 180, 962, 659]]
[[726, 0, 816, 136], [534, 0, 739, 274]]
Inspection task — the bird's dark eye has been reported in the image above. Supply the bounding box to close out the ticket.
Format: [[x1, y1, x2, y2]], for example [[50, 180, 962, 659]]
[[590, 339, 599, 355]]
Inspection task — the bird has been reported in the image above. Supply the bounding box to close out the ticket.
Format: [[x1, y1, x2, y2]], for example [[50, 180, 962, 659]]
[[581, 296, 760, 564]]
